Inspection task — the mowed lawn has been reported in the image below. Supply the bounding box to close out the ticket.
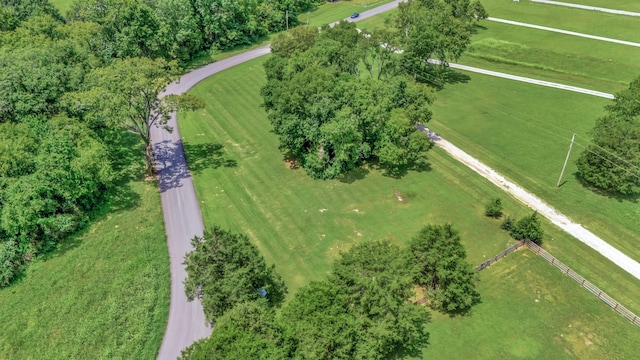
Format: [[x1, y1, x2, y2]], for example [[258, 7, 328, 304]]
[[429, 72, 640, 269], [556, 0, 640, 12], [479, 0, 640, 43], [179, 57, 640, 357], [0, 181, 170, 360], [358, 9, 640, 93]]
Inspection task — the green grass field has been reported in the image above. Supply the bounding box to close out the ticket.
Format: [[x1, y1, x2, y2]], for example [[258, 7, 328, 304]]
[[178, 57, 640, 358], [480, 0, 640, 42], [555, 0, 640, 12], [358, 9, 640, 93], [0, 181, 169, 360]]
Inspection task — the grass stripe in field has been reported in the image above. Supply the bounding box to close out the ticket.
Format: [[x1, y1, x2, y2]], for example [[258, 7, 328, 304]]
[[530, 0, 640, 16], [488, 17, 640, 47], [480, 0, 640, 42]]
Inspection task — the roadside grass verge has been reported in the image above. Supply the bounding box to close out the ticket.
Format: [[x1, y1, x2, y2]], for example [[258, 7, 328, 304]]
[[179, 56, 640, 358], [0, 181, 170, 359]]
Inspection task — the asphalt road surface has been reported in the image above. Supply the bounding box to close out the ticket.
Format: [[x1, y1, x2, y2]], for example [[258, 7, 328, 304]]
[[151, 2, 407, 359]]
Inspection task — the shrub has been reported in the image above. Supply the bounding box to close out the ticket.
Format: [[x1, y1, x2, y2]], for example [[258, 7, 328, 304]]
[[484, 197, 503, 218]]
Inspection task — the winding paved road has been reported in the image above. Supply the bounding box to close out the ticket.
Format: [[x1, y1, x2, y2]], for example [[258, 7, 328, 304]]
[[151, 2, 407, 359]]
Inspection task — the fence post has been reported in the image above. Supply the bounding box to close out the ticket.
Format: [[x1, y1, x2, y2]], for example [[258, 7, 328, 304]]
[[581, 279, 585, 286], [598, 291, 602, 298], [566, 268, 570, 275], [615, 303, 619, 310], [551, 258, 555, 265]]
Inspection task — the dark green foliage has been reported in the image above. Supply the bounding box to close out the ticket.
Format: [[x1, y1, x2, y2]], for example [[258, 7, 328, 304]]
[[182, 240, 432, 359], [576, 77, 640, 196], [180, 302, 287, 360], [261, 23, 433, 179], [484, 197, 503, 218], [282, 241, 430, 359], [508, 212, 544, 245], [183, 227, 287, 324], [501, 215, 515, 231], [1, 0, 61, 22], [397, 0, 487, 82], [408, 224, 481, 314], [0, 240, 24, 287]]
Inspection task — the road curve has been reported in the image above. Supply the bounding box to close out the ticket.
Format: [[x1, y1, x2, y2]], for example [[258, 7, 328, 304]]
[[151, 2, 406, 359]]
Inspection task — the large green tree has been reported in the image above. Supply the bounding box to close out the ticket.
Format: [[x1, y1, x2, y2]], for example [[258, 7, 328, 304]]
[[408, 224, 481, 314], [576, 77, 640, 196], [179, 301, 287, 360], [261, 22, 433, 179], [64, 57, 203, 174], [282, 241, 430, 359], [183, 227, 287, 324], [397, 0, 487, 81]]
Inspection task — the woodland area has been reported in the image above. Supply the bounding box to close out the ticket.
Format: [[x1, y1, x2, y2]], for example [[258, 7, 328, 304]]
[[0, 0, 320, 286]]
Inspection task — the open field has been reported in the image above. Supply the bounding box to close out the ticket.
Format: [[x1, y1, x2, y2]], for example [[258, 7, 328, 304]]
[[179, 56, 640, 358], [481, 0, 640, 42], [531, 0, 640, 13], [425, 251, 640, 359], [429, 72, 640, 267], [358, 9, 640, 93], [0, 181, 170, 360]]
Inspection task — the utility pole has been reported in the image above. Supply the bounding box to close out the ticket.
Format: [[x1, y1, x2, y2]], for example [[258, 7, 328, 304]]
[[286, 10, 289, 30], [556, 133, 576, 187]]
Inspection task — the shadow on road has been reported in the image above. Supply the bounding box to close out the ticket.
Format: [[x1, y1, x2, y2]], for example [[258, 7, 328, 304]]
[[154, 140, 236, 192]]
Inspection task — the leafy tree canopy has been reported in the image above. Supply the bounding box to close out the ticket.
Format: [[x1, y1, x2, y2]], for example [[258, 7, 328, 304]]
[[262, 22, 433, 179], [183, 227, 287, 324], [408, 224, 481, 314], [576, 77, 640, 196]]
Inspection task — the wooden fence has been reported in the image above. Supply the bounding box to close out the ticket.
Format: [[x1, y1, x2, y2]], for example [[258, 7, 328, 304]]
[[475, 240, 526, 271], [526, 241, 640, 328]]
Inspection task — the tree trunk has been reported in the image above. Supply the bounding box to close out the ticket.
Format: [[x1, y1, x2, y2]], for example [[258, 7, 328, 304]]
[[145, 143, 155, 175]]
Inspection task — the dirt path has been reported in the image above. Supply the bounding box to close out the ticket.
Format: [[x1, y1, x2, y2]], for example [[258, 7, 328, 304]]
[[419, 126, 640, 281]]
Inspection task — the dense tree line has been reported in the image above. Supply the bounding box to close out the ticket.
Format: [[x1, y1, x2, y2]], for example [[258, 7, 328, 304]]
[[180, 224, 480, 359], [576, 77, 640, 196], [0, 0, 316, 286]]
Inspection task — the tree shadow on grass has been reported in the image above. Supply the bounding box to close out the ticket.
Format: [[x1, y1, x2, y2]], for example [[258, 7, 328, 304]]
[[183, 142, 237, 175], [154, 140, 237, 192], [439, 68, 471, 87], [380, 160, 432, 179], [337, 166, 370, 184], [573, 172, 639, 203]]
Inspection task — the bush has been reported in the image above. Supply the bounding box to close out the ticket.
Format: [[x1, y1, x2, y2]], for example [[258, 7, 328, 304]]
[[500, 215, 515, 231], [0, 241, 25, 288], [484, 197, 503, 218], [508, 212, 544, 245]]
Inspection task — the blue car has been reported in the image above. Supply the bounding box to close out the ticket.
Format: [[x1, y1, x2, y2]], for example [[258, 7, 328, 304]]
[[350, 13, 359, 19]]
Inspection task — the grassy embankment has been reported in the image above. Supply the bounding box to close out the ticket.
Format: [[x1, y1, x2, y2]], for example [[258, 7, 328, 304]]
[[179, 57, 640, 358], [0, 181, 170, 359]]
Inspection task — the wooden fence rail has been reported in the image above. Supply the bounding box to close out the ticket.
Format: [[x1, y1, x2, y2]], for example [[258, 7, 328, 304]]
[[526, 241, 640, 328], [475, 240, 525, 271]]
